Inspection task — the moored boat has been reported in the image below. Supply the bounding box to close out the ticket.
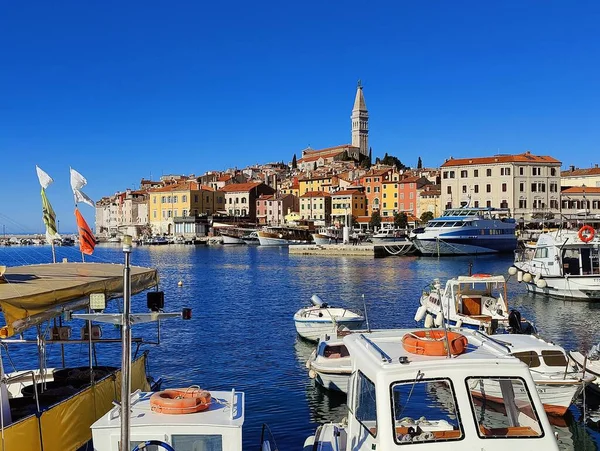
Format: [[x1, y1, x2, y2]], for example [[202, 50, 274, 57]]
[[371, 227, 408, 244], [512, 226, 600, 300], [293, 295, 364, 341], [257, 225, 313, 246]]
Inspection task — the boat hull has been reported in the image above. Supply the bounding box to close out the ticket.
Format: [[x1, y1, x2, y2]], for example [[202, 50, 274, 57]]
[[413, 237, 516, 256], [294, 318, 364, 341], [516, 273, 600, 301], [312, 368, 351, 393], [221, 234, 245, 245]]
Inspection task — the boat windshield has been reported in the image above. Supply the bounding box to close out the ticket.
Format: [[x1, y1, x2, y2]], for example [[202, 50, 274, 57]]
[[466, 377, 543, 439], [391, 379, 463, 445]]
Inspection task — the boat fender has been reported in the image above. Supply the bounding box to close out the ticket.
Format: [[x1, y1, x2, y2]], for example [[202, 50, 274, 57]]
[[308, 369, 316, 379], [517, 270, 523, 282], [455, 319, 463, 328], [310, 294, 325, 307], [508, 266, 518, 276], [522, 272, 532, 283], [536, 279, 547, 289], [414, 305, 427, 322], [434, 312, 443, 327], [424, 314, 434, 328]]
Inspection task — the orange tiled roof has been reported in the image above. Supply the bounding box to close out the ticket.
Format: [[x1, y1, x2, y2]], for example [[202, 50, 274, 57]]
[[300, 191, 331, 198], [561, 167, 600, 177], [302, 144, 354, 156], [220, 182, 263, 192], [441, 152, 561, 167], [562, 186, 600, 194], [218, 174, 233, 182]]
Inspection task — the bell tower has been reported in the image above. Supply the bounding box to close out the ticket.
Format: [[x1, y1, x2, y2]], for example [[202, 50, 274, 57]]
[[351, 80, 369, 157]]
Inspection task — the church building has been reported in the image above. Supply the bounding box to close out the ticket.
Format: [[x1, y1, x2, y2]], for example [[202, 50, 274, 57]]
[[296, 82, 369, 171]]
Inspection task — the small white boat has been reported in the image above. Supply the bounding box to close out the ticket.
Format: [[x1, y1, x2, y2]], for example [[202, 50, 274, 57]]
[[512, 227, 600, 300], [371, 227, 407, 244], [417, 274, 536, 334], [569, 343, 600, 395], [307, 332, 352, 392], [293, 295, 365, 341], [241, 231, 260, 245], [476, 332, 594, 416], [305, 328, 560, 451]]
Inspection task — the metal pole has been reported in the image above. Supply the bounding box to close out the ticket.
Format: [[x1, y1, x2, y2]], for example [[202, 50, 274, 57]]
[[120, 240, 132, 451]]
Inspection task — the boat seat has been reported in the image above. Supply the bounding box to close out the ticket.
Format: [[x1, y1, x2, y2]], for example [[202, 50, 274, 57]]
[[461, 296, 482, 316], [479, 425, 539, 437]]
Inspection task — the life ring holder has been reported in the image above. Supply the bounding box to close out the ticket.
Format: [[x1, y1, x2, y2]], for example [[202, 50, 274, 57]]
[[150, 387, 211, 415], [578, 225, 595, 243], [402, 330, 468, 356]]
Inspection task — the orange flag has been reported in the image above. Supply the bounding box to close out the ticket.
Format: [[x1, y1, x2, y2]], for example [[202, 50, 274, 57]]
[[75, 208, 96, 255]]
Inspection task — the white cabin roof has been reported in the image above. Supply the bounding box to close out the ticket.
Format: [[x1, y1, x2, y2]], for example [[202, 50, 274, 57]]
[[454, 275, 506, 284]]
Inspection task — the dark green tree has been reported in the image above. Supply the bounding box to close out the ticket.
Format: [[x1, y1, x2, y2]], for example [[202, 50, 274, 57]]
[[394, 211, 408, 228], [313, 162, 317, 170], [380, 153, 407, 171], [369, 211, 381, 229], [420, 211, 434, 223], [292, 154, 297, 169], [417, 156, 422, 169]]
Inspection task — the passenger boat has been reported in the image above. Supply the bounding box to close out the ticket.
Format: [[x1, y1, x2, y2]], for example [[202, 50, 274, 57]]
[[257, 225, 313, 246], [512, 226, 600, 300], [416, 274, 535, 334], [293, 295, 365, 341], [0, 261, 162, 451], [410, 206, 517, 256], [371, 227, 408, 244], [304, 328, 559, 450]]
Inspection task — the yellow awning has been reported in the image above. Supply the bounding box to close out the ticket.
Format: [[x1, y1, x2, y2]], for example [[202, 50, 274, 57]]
[[0, 262, 159, 337]]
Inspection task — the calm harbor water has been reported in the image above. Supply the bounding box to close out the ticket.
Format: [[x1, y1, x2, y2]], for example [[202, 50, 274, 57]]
[[1, 243, 600, 450]]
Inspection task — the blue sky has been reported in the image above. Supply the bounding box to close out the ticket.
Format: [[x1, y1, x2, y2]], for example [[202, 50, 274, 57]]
[[1, 1, 599, 232]]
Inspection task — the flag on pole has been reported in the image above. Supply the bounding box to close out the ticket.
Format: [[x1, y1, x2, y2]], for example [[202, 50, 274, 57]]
[[36, 166, 60, 243], [36, 165, 54, 189], [70, 167, 95, 207], [75, 208, 96, 255]]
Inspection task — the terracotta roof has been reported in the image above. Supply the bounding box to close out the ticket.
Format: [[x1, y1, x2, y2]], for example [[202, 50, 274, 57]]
[[562, 186, 600, 194], [218, 174, 233, 182], [303, 144, 353, 156], [300, 191, 331, 198], [441, 151, 561, 167], [298, 174, 334, 182], [561, 167, 600, 177], [332, 190, 365, 196], [258, 194, 275, 200], [298, 151, 345, 164], [147, 181, 199, 193], [220, 182, 263, 192], [398, 176, 422, 183]]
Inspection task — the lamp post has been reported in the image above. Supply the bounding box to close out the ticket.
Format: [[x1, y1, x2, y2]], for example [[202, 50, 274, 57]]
[[120, 234, 133, 451]]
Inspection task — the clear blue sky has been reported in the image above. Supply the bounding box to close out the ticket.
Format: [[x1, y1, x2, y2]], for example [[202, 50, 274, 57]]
[[1, 1, 599, 233]]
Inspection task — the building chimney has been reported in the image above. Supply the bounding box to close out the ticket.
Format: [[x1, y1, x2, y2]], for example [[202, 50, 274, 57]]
[[570, 165, 575, 172]]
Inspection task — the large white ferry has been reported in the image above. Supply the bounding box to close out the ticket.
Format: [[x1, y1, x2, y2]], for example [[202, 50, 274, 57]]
[[410, 207, 517, 256]]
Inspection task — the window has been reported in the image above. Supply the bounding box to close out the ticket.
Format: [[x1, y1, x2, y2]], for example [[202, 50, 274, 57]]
[[173, 196, 178, 203], [449, 171, 455, 178], [383, 193, 387, 198], [443, 172, 448, 179], [410, 192, 414, 199], [474, 185, 479, 193], [534, 247, 549, 258], [392, 378, 463, 445], [153, 196, 157, 204], [502, 183, 507, 192], [355, 371, 377, 437], [541, 350, 568, 367], [194, 195, 198, 202], [500, 200, 508, 208], [461, 170, 468, 178], [172, 434, 222, 451], [519, 167, 524, 175], [462, 185, 467, 194], [486, 169, 492, 176], [161, 196, 166, 203], [182, 195, 187, 202], [153, 211, 156, 218], [550, 199, 558, 209], [182, 209, 188, 217], [512, 351, 540, 368], [474, 201, 479, 207], [486, 200, 491, 207], [367, 187, 371, 193], [467, 377, 543, 439], [394, 192, 398, 198], [531, 183, 537, 192], [447, 186, 452, 194], [486, 184, 491, 193], [551, 168, 557, 176], [500, 167, 511, 176], [400, 193, 404, 199], [474, 169, 479, 177], [519, 182, 524, 192], [550, 183, 557, 193]]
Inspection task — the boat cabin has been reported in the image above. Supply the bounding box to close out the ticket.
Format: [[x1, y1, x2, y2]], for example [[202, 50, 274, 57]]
[[338, 329, 558, 450], [91, 389, 244, 451]]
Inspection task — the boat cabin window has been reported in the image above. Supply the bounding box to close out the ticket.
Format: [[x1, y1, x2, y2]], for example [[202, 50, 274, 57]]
[[466, 377, 544, 439], [324, 344, 350, 358], [511, 351, 541, 368], [534, 247, 548, 259], [391, 379, 463, 445], [355, 371, 377, 437], [172, 434, 223, 451], [541, 350, 568, 367]]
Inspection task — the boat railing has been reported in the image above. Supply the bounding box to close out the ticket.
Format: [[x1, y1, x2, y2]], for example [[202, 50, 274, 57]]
[[5, 370, 41, 413], [359, 334, 392, 363], [474, 330, 512, 353]]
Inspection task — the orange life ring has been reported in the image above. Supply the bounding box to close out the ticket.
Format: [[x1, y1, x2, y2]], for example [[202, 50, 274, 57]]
[[472, 273, 492, 278], [578, 225, 595, 243], [402, 330, 468, 356], [150, 388, 211, 414]]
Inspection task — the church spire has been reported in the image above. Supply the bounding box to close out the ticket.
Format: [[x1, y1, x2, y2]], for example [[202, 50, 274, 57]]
[[351, 81, 369, 157]]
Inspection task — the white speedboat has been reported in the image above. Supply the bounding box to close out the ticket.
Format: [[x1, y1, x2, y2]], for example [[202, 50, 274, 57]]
[[307, 332, 352, 392], [304, 328, 559, 450], [91, 388, 244, 451], [512, 226, 600, 300], [371, 227, 407, 244], [293, 295, 365, 341], [410, 206, 517, 255], [476, 332, 593, 416], [417, 274, 535, 334], [241, 231, 260, 245], [312, 226, 343, 245]]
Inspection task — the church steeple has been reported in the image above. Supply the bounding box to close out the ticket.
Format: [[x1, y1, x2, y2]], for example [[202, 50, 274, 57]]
[[351, 80, 369, 157]]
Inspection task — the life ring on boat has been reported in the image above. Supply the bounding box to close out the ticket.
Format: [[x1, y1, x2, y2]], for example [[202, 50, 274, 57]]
[[578, 225, 595, 243], [472, 274, 492, 278], [402, 330, 468, 356], [150, 388, 211, 414], [132, 441, 175, 451]]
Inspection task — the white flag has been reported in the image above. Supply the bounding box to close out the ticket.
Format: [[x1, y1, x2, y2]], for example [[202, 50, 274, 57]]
[[36, 166, 54, 189], [74, 189, 95, 208], [70, 167, 87, 191]]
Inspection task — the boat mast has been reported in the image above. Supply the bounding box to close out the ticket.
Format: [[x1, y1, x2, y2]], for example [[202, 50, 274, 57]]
[[120, 235, 133, 451]]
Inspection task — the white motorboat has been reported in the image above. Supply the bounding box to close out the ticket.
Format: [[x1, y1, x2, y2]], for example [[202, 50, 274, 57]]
[[91, 388, 244, 451], [512, 226, 600, 300], [241, 231, 260, 245], [293, 295, 365, 341], [410, 206, 517, 255], [312, 226, 343, 245], [307, 332, 352, 393], [371, 227, 407, 244], [304, 328, 559, 450], [476, 332, 594, 416], [416, 274, 536, 334]]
